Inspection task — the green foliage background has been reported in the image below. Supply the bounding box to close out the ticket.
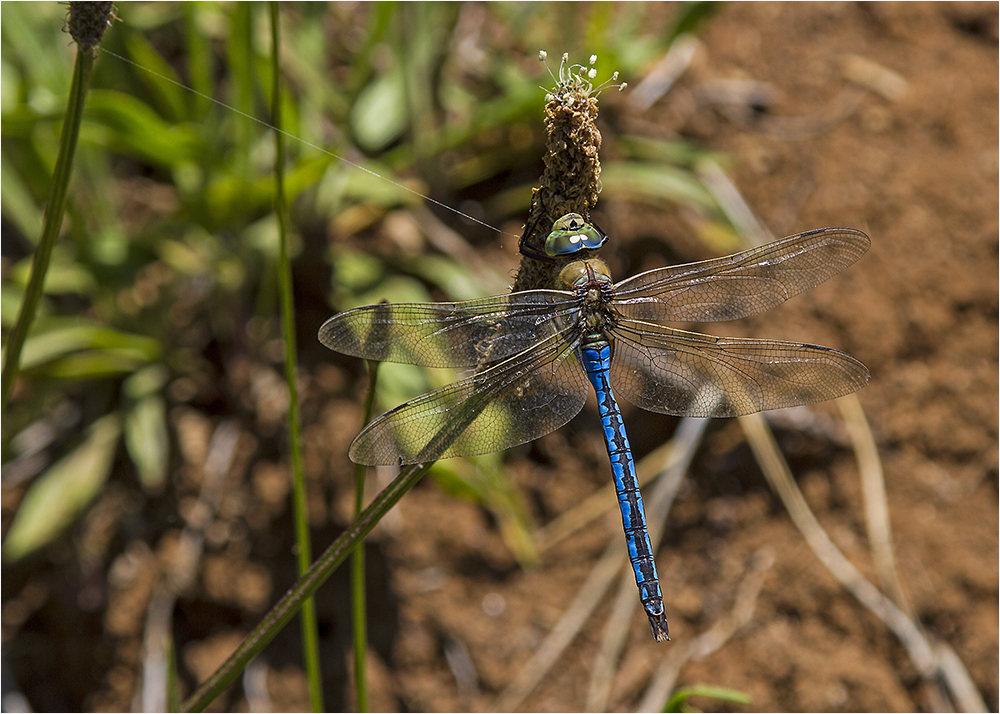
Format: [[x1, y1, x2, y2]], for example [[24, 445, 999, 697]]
[[1, 2, 728, 709], [3, 1, 724, 564]]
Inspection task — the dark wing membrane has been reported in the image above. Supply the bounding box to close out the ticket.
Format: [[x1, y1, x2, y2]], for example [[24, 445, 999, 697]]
[[609, 319, 870, 418], [318, 290, 580, 368], [349, 331, 588, 465], [611, 228, 870, 323]]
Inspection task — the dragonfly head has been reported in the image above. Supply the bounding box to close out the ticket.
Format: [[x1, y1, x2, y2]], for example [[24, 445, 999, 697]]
[[557, 258, 612, 291], [544, 213, 608, 256]]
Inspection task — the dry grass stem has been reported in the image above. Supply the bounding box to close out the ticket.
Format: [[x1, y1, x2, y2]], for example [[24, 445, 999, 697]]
[[496, 417, 710, 711], [536, 429, 680, 552], [695, 159, 773, 247], [636, 549, 774, 712], [493, 541, 622, 713], [739, 411, 985, 710], [628, 35, 700, 113], [838, 394, 912, 613]]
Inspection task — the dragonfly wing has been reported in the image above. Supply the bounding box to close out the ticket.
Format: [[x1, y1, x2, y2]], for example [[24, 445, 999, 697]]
[[612, 228, 870, 323], [319, 290, 579, 368], [350, 332, 589, 465], [609, 319, 870, 418]]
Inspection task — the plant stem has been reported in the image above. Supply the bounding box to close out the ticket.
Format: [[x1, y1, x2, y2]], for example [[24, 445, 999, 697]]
[[269, 4, 323, 711], [351, 361, 380, 712], [1, 45, 94, 408], [181, 461, 431, 713]]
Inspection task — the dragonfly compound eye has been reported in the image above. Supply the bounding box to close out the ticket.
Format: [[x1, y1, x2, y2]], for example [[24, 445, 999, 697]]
[[544, 213, 608, 256]]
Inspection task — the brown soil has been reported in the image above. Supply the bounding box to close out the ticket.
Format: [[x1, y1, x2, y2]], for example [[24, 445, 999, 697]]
[[3, 3, 997, 712]]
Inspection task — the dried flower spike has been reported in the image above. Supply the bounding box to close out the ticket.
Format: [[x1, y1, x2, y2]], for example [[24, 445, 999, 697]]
[[67, 1, 116, 53]]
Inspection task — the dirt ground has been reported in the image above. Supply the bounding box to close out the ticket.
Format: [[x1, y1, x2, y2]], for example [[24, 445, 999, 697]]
[[3, 3, 997, 712]]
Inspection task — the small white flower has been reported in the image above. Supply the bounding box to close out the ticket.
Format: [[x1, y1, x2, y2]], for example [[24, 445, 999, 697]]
[[589, 54, 597, 65], [588, 68, 597, 79], [539, 50, 547, 62]]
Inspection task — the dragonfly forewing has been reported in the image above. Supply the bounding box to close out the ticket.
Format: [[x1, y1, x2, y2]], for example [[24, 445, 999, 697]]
[[318, 291, 579, 368], [320, 215, 872, 643], [612, 228, 870, 324], [349, 331, 590, 465], [609, 319, 871, 418]]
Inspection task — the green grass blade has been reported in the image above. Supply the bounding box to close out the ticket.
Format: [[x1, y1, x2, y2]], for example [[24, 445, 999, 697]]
[[269, 4, 323, 712], [351, 360, 381, 712], [166, 634, 183, 713], [2, 39, 95, 407]]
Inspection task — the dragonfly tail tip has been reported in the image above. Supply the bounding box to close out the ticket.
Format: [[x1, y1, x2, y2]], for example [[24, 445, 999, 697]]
[[648, 615, 670, 642]]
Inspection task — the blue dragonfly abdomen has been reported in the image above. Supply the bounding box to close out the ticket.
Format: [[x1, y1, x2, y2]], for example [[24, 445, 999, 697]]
[[579, 335, 668, 640]]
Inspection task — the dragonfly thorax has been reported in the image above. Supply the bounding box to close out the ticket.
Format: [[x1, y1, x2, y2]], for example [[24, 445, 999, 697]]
[[557, 258, 612, 291], [558, 258, 616, 333]]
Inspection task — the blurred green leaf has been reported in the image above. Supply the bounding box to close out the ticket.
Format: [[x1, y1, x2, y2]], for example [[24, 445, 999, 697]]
[[601, 161, 718, 211], [225, 1, 255, 181], [8, 244, 98, 295], [364, 361, 441, 429], [339, 163, 424, 207], [181, 4, 216, 117], [431, 454, 538, 567], [123, 364, 170, 399], [664, 684, 752, 713], [122, 32, 189, 121], [166, 632, 183, 713], [617, 135, 726, 170], [124, 394, 169, 492], [665, 1, 723, 45], [1, 283, 32, 329], [19, 319, 162, 373], [329, 247, 388, 297], [0, 152, 44, 239], [34, 350, 159, 380], [3, 413, 121, 563], [410, 255, 495, 302], [83, 90, 204, 167], [0, 2, 72, 101], [331, 253, 436, 311], [350, 64, 408, 153], [689, 216, 744, 255]]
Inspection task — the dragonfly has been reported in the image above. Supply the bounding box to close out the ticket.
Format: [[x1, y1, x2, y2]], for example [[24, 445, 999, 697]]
[[318, 214, 871, 641]]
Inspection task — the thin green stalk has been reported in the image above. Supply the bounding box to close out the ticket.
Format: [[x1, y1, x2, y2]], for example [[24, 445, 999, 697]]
[[185, 356, 487, 710], [184, 50, 607, 711], [181, 461, 431, 712], [351, 361, 380, 712], [1, 45, 94, 408], [186, 29, 489, 705], [269, 4, 323, 712]]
